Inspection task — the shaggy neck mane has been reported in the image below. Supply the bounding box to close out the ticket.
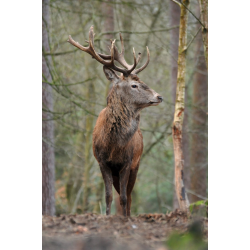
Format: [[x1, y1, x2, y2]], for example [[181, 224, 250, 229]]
[[105, 86, 140, 145]]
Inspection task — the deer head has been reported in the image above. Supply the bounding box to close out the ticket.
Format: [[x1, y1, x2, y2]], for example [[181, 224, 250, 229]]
[[103, 68, 162, 111], [67, 26, 163, 111]]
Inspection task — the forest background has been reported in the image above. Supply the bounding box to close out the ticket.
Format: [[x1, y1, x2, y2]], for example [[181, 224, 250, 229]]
[[2, 0, 250, 249], [42, 0, 208, 216]]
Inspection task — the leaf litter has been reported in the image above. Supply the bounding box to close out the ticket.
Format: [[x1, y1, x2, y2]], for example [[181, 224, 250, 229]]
[[42, 210, 208, 250]]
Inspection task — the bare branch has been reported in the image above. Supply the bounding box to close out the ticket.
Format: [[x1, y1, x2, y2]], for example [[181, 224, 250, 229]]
[[170, 0, 181, 7]]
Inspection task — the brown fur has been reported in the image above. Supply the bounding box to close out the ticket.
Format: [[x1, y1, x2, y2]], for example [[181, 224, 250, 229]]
[[93, 67, 162, 216], [67, 26, 161, 216]]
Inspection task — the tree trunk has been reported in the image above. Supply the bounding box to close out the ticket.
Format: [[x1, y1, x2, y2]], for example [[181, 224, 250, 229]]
[[171, 0, 190, 212], [198, 0, 208, 68], [82, 79, 95, 212], [42, 0, 55, 216], [121, 4, 134, 53], [102, 0, 115, 100], [182, 92, 191, 197], [102, 0, 114, 45], [190, 29, 208, 203], [169, 0, 180, 108], [169, 0, 180, 210]]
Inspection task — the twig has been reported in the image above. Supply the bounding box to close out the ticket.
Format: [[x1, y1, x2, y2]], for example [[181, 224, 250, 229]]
[[98, 25, 180, 36], [185, 27, 202, 51], [170, 0, 181, 7], [43, 49, 78, 56]]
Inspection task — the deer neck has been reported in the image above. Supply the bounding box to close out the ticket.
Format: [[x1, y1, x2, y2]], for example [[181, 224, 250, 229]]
[[105, 89, 140, 146]]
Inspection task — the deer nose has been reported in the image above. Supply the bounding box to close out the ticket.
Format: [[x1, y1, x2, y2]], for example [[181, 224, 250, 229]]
[[157, 96, 163, 102]]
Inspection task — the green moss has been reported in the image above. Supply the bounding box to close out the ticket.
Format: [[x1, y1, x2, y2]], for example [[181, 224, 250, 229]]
[[189, 200, 208, 218]]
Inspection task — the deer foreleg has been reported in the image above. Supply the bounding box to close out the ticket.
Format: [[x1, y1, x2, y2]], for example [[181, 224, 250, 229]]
[[100, 165, 113, 215], [126, 167, 139, 216], [119, 165, 131, 216]]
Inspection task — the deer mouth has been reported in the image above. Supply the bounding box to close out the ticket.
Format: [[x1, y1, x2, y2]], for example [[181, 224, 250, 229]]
[[149, 101, 161, 106]]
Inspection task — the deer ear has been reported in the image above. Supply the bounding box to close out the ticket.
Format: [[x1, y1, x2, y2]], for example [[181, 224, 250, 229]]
[[103, 66, 120, 84]]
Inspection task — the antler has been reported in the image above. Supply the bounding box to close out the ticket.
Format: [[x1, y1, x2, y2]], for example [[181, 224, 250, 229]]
[[133, 47, 150, 75], [67, 26, 150, 76]]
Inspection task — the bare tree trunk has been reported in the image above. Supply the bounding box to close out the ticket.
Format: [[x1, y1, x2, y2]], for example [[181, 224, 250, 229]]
[[82, 79, 95, 212], [182, 93, 191, 196], [198, 0, 208, 68], [121, 4, 134, 53], [42, 0, 55, 216], [169, 1, 180, 108], [171, 0, 190, 212], [190, 30, 208, 203], [102, 0, 114, 45], [169, 0, 180, 210]]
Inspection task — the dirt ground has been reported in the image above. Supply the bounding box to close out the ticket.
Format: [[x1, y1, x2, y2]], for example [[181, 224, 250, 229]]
[[42, 210, 208, 250]]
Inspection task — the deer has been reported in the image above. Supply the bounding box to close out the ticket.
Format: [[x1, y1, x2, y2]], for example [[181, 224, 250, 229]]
[[68, 26, 163, 217]]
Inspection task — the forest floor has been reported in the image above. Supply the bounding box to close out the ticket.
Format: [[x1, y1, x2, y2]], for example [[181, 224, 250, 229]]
[[42, 210, 208, 250]]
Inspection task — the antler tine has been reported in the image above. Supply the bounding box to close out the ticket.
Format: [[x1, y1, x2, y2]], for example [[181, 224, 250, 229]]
[[67, 35, 88, 52], [114, 33, 132, 69], [133, 47, 150, 75], [68, 26, 114, 67], [109, 40, 131, 76], [136, 52, 142, 65], [96, 31, 138, 72], [110, 39, 116, 64], [119, 33, 125, 55], [126, 48, 137, 75]]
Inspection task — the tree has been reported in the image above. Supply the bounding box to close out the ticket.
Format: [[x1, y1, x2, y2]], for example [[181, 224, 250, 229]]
[[171, 0, 190, 211], [82, 61, 96, 212], [190, 25, 208, 203], [42, 0, 55, 216], [198, 0, 208, 68], [169, 0, 191, 210]]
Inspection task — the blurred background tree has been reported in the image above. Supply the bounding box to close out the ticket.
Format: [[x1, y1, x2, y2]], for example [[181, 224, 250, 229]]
[[42, 0, 208, 215], [42, 0, 55, 216]]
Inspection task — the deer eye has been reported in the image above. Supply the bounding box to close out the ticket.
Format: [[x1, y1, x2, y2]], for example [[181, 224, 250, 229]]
[[131, 85, 137, 88]]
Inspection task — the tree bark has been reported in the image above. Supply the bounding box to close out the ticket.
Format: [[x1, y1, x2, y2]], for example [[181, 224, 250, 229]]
[[198, 0, 208, 68], [190, 29, 208, 203], [171, 0, 190, 212], [169, 0, 180, 210], [82, 79, 95, 212], [169, 0, 180, 108], [121, 4, 134, 53], [102, 0, 114, 45], [42, 0, 55, 216]]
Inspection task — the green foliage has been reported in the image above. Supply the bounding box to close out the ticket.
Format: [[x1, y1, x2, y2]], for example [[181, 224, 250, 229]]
[[166, 221, 208, 250], [189, 200, 208, 218]]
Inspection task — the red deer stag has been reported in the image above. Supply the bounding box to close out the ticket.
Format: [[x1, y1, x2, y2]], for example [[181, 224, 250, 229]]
[[68, 26, 162, 216]]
